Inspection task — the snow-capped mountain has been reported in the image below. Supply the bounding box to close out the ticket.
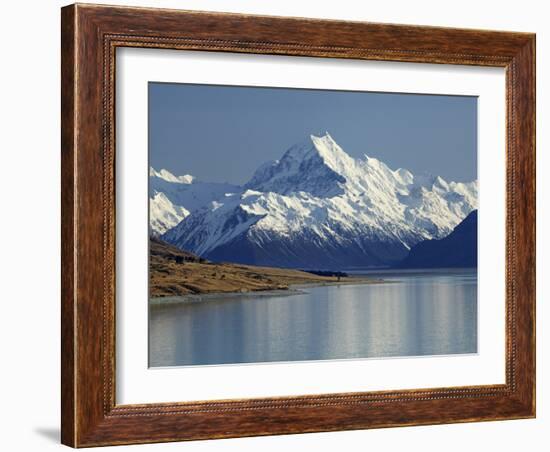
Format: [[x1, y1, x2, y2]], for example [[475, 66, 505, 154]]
[[149, 167, 240, 235], [158, 133, 477, 268]]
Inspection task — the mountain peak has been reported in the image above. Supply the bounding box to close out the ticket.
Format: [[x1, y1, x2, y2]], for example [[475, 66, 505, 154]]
[[150, 167, 195, 184], [310, 132, 355, 176], [245, 132, 352, 197], [310, 131, 334, 144]]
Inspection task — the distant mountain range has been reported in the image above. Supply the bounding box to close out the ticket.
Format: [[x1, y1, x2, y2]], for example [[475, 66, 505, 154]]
[[396, 210, 477, 268], [150, 132, 477, 268], [149, 168, 239, 235]]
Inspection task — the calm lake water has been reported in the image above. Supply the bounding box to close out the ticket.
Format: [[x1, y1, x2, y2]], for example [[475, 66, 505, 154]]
[[149, 268, 477, 367]]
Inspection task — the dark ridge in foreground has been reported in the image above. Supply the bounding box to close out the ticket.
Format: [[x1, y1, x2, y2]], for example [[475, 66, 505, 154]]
[[302, 270, 349, 278], [396, 210, 478, 269], [149, 238, 356, 298], [150, 236, 206, 263]]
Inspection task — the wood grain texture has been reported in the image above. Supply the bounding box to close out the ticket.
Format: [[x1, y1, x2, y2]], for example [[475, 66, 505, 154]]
[[60, 5, 76, 447], [60, 3, 536, 447]]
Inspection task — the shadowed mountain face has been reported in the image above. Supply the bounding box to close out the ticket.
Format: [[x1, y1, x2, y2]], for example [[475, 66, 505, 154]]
[[396, 210, 477, 269], [152, 133, 477, 269]]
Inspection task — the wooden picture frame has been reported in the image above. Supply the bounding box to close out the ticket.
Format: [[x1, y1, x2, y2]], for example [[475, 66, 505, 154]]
[[61, 3, 535, 447]]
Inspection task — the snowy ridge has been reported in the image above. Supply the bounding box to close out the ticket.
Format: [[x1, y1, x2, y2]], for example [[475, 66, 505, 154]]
[[149, 167, 195, 184], [149, 167, 240, 235], [149, 192, 190, 236], [156, 133, 478, 268]]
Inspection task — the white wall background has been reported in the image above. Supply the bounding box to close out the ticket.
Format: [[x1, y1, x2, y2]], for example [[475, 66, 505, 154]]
[[0, 1, 546, 450]]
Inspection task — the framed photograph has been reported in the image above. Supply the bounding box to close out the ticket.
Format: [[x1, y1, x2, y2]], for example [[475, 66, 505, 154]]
[[61, 3, 536, 447]]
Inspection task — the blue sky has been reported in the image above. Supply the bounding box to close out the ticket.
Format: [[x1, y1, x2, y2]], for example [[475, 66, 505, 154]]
[[149, 82, 477, 185]]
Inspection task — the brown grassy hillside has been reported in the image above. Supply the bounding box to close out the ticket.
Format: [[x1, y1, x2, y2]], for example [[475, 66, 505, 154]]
[[149, 237, 348, 298]]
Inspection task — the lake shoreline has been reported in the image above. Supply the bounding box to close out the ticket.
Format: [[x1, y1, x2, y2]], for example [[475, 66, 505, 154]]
[[150, 277, 382, 306], [149, 237, 385, 298]]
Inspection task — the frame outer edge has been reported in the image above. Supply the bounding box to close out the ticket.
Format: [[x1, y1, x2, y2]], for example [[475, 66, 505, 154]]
[[514, 35, 536, 416], [531, 35, 536, 417], [61, 3, 77, 448]]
